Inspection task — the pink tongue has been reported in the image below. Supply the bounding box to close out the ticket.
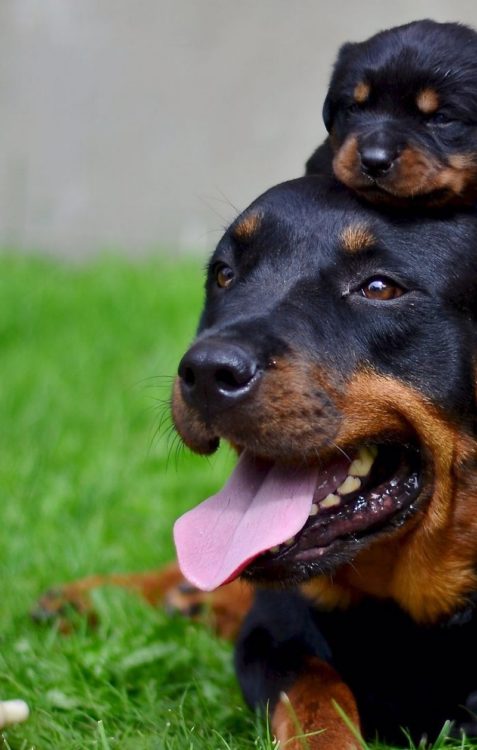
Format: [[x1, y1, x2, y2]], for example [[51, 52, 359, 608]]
[[173, 451, 320, 591]]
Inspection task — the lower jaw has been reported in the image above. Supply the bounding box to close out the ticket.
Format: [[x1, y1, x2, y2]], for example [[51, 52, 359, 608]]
[[242, 443, 425, 585], [242, 512, 413, 586], [355, 181, 451, 205]]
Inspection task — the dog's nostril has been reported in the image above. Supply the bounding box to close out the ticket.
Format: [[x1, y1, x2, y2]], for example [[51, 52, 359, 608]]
[[183, 366, 196, 388], [215, 366, 252, 391]]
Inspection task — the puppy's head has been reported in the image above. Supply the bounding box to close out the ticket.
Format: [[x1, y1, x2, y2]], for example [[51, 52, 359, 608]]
[[325, 20, 477, 206], [173, 176, 477, 621]]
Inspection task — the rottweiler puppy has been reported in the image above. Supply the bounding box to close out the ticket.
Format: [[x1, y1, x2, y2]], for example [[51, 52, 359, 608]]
[[306, 20, 477, 207]]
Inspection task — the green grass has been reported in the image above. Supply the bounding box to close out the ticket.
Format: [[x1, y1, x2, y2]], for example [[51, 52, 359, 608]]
[[0, 254, 472, 749]]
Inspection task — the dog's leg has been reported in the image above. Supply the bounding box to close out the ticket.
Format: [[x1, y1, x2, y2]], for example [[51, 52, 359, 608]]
[[271, 658, 361, 749], [235, 589, 362, 749], [33, 563, 254, 639]]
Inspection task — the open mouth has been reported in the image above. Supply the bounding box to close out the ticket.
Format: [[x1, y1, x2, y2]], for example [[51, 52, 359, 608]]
[[173, 441, 424, 592], [244, 442, 422, 583]]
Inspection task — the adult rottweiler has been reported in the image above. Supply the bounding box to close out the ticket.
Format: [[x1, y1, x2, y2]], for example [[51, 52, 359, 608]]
[[38, 175, 477, 747], [306, 20, 477, 207]]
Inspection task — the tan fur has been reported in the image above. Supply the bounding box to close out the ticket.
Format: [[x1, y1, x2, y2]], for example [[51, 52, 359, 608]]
[[340, 224, 375, 253], [333, 135, 362, 187], [171, 378, 218, 454], [173, 358, 343, 461], [34, 564, 254, 641], [449, 154, 473, 169], [333, 136, 477, 204], [164, 576, 253, 639], [174, 351, 477, 622], [272, 658, 362, 749], [306, 371, 477, 623], [233, 211, 262, 242], [353, 81, 370, 104], [416, 88, 439, 114]]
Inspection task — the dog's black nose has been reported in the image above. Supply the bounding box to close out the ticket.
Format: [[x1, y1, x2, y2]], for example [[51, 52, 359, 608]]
[[360, 145, 397, 177], [178, 339, 260, 412]]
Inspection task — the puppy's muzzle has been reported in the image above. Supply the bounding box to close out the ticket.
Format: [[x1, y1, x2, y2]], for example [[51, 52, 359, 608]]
[[358, 129, 404, 178]]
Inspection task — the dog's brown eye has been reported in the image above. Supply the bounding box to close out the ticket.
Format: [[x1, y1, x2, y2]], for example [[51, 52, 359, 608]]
[[360, 277, 405, 301], [215, 264, 235, 289]]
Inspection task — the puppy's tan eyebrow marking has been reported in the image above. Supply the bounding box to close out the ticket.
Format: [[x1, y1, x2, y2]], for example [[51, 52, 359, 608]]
[[233, 211, 262, 242], [416, 88, 440, 114], [353, 81, 370, 104], [340, 224, 375, 253]]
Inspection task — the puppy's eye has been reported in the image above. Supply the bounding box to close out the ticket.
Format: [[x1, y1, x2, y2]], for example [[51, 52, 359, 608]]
[[359, 276, 405, 301], [429, 112, 454, 126], [215, 263, 235, 289]]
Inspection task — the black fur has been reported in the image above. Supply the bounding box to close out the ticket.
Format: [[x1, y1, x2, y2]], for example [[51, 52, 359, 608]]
[[306, 20, 477, 205], [236, 588, 477, 745], [174, 174, 477, 743], [199, 176, 477, 418]]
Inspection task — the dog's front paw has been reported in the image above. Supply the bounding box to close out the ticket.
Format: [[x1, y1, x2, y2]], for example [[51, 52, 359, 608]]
[[164, 578, 253, 640], [31, 580, 98, 632], [30, 566, 253, 639]]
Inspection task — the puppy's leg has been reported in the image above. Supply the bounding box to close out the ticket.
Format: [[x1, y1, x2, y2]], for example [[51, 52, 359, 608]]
[[33, 563, 253, 639], [235, 590, 362, 750]]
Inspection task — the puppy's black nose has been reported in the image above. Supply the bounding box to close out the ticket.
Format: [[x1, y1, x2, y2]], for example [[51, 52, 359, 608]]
[[360, 145, 397, 177], [178, 339, 260, 413]]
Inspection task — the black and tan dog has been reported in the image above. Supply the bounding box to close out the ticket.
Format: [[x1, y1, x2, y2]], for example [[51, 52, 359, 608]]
[[306, 20, 477, 207], [38, 175, 477, 747]]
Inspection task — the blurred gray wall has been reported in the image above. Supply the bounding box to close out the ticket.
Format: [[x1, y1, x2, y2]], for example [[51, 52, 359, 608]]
[[2, 0, 477, 258]]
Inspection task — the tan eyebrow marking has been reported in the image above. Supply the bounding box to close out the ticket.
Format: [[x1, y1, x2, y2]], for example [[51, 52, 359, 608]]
[[416, 88, 439, 114], [353, 81, 370, 104], [233, 211, 262, 242], [340, 224, 375, 253]]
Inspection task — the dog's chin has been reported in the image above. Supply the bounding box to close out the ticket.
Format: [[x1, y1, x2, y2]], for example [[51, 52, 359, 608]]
[[335, 163, 464, 208], [240, 440, 427, 586], [352, 179, 453, 208]]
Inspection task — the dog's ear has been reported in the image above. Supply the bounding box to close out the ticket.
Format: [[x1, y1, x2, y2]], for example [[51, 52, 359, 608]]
[[322, 91, 334, 132], [323, 42, 358, 132], [334, 41, 359, 70]]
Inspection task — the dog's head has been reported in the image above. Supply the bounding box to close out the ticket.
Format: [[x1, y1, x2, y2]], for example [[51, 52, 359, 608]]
[[172, 176, 477, 622], [324, 20, 477, 206]]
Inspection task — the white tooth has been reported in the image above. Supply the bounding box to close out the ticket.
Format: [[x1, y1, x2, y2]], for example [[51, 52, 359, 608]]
[[349, 446, 377, 477], [309, 503, 319, 516], [320, 493, 341, 509], [270, 546, 280, 554], [284, 536, 295, 546], [337, 475, 361, 495]]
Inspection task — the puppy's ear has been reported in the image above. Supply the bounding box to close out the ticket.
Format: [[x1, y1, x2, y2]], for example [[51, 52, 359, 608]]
[[322, 91, 334, 132], [323, 41, 358, 132], [334, 41, 359, 68]]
